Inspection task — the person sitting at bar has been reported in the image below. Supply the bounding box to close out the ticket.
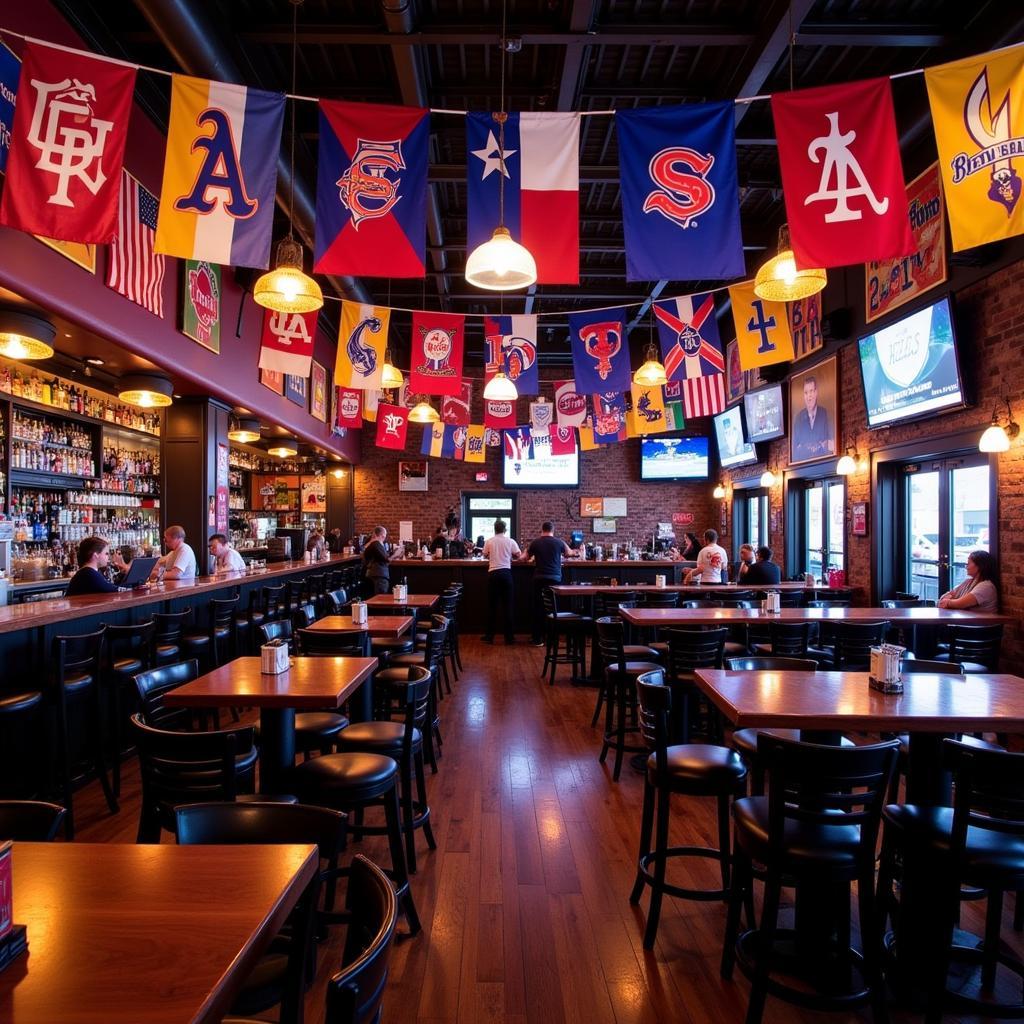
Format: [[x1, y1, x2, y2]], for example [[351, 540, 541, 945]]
[[362, 525, 398, 594], [736, 543, 756, 579], [66, 536, 118, 595], [150, 525, 197, 581], [111, 544, 136, 584], [684, 529, 728, 583], [208, 534, 245, 574], [938, 549, 999, 611], [525, 521, 574, 646], [429, 526, 449, 557], [481, 519, 521, 644], [743, 545, 782, 585]]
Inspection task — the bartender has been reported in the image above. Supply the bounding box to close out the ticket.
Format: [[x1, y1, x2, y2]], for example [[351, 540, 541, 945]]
[[362, 525, 400, 594]]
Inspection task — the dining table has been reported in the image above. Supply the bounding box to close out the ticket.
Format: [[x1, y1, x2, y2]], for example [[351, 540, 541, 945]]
[[0, 841, 317, 1024], [162, 656, 377, 793], [619, 605, 1016, 628], [304, 614, 414, 639], [365, 593, 440, 610]]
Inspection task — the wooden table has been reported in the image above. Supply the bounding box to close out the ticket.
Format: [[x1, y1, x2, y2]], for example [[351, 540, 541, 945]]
[[1, 841, 317, 1024], [163, 656, 377, 793], [551, 582, 854, 596], [305, 614, 414, 639], [619, 605, 1015, 628], [365, 593, 440, 609]]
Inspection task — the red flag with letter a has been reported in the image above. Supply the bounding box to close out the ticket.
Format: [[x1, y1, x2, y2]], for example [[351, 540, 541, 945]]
[[258, 308, 318, 377], [771, 78, 914, 269], [0, 42, 136, 243], [375, 404, 408, 450]]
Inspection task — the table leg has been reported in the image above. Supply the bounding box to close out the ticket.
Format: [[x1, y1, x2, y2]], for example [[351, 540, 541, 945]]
[[348, 674, 374, 723], [905, 732, 952, 805], [258, 707, 295, 795]]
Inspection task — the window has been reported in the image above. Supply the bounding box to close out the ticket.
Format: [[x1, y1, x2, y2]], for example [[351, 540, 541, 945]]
[[787, 476, 845, 582], [463, 493, 517, 547], [732, 488, 768, 557]]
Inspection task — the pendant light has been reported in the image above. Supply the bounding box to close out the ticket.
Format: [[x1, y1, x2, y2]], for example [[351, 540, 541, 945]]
[[381, 348, 404, 390], [483, 369, 518, 401], [979, 397, 1020, 453], [253, 0, 323, 314], [118, 374, 174, 408], [0, 311, 55, 361], [633, 314, 667, 386], [267, 435, 299, 458], [407, 396, 440, 424], [753, 224, 827, 303], [464, 2, 537, 291], [228, 417, 262, 443]]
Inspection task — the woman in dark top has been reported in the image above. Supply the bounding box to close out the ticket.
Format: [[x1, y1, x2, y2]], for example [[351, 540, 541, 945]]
[[681, 532, 701, 561], [66, 537, 118, 596], [362, 525, 395, 594]]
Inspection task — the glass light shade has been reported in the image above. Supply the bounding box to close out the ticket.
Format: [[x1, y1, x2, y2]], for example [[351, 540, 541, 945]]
[[633, 346, 668, 387], [712, 484, 726, 500], [331, 467, 346, 479], [118, 374, 173, 408], [483, 371, 518, 401], [381, 361, 404, 390], [253, 238, 323, 313], [0, 331, 54, 360], [759, 469, 776, 488], [228, 417, 262, 443], [753, 249, 827, 303], [979, 423, 1011, 453], [408, 400, 440, 424], [0, 311, 56, 360], [465, 227, 537, 291], [836, 453, 857, 475], [267, 436, 299, 458]]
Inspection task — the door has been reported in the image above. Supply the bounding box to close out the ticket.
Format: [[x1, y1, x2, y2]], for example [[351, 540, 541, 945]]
[[463, 493, 517, 547]]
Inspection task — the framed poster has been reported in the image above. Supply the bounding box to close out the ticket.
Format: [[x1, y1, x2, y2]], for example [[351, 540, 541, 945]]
[[260, 366, 284, 395], [181, 259, 221, 352], [36, 235, 97, 273], [852, 501, 869, 536], [789, 355, 838, 466], [310, 361, 328, 422], [398, 461, 428, 492], [865, 162, 947, 323], [301, 476, 326, 512], [285, 373, 307, 407], [593, 518, 617, 534], [787, 293, 823, 362], [725, 339, 745, 402], [580, 497, 604, 517], [602, 497, 627, 517]]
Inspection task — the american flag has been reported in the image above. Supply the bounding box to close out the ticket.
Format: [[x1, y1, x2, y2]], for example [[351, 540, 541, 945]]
[[107, 170, 166, 317], [682, 373, 726, 419]]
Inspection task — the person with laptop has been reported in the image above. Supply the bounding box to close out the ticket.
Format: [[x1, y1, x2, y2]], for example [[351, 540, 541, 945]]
[[150, 525, 198, 581], [66, 536, 118, 595], [209, 533, 246, 574]]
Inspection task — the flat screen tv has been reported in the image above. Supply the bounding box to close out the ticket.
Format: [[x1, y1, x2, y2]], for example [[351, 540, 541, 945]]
[[742, 383, 786, 443], [858, 295, 967, 428], [640, 435, 710, 480], [713, 405, 758, 468], [502, 430, 580, 488]]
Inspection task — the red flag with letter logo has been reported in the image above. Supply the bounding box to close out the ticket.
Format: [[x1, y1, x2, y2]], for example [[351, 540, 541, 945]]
[[771, 78, 913, 269], [258, 308, 318, 377], [410, 311, 465, 396], [485, 398, 517, 430], [550, 425, 577, 456], [335, 387, 362, 428], [1, 42, 136, 243], [442, 380, 472, 425], [375, 404, 408, 450]]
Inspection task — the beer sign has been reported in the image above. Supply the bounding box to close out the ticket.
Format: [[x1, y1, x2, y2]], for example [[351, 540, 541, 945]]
[[181, 259, 221, 352]]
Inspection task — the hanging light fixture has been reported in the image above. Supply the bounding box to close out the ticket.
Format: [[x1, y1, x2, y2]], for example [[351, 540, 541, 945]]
[[759, 467, 777, 488], [979, 397, 1020, 453], [118, 374, 174, 408], [0, 311, 56, 361], [836, 446, 858, 476], [381, 348, 404, 390], [712, 483, 726, 500], [331, 466, 347, 479], [267, 435, 299, 458], [407, 396, 440, 424], [464, 2, 537, 291], [634, 312, 667, 386], [483, 369, 518, 401], [228, 417, 262, 443], [253, 0, 323, 314], [753, 224, 827, 303]]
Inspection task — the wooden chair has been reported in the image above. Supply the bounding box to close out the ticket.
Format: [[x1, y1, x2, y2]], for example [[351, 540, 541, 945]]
[[0, 800, 66, 841]]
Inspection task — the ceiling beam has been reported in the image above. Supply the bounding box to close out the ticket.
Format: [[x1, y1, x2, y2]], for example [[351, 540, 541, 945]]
[[556, 0, 601, 111], [797, 25, 951, 47]]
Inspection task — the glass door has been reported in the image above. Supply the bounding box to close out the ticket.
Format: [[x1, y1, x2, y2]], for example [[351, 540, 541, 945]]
[[801, 478, 845, 582]]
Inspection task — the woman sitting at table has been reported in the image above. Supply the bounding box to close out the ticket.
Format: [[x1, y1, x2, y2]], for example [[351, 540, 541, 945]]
[[937, 549, 999, 611]]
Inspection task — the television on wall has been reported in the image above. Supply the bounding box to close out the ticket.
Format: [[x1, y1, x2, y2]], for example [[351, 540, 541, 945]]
[[742, 383, 786, 443], [640, 435, 710, 480], [857, 295, 968, 428], [502, 430, 580, 488], [713, 405, 758, 468]]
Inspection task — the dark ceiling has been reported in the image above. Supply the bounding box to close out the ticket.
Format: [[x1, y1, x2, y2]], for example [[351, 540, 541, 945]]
[[51, 0, 1024, 367]]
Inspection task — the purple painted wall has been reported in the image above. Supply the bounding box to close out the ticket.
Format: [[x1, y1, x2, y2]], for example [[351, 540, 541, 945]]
[[0, 2, 360, 463]]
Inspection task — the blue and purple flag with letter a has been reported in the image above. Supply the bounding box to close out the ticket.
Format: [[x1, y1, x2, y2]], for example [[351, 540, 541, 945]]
[[568, 308, 631, 395], [483, 313, 539, 395], [315, 100, 429, 277], [616, 102, 745, 282]]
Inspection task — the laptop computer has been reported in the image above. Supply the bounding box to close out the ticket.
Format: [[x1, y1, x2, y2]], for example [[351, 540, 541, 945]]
[[117, 556, 159, 590]]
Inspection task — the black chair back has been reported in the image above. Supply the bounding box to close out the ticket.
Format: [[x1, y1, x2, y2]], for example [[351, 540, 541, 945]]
[[665, 627, 728, 676], [724, 656, 818, 671], [297, 629, 371, 658], [260, 619, 294, 649], [636, 668, 670, 755], [679, 599, 723, 609], [595, 616, 627, 671], [133, 659, 201, 730], [327, 588, 349, 614], [419, 621, 448, 674], [0, 800, 66, 840], [719, 591, 756, 605], [900, 658, 965, 675], [104, 621, 155, 673], [767, 620, 812, 657], [642, 590, 679, 608], [262, 583, 287, 620], [944, 740, 1024, 853], [153, 610, 194, 647], [287, 578, 308, 612], [882, 598, 921, 608], [210, 596, 239, 631], [325, 854, 399, 1024], [830, 620, 889, 670], [947, 624, 1003, 671], [292, 602, 318, 630], [53, 627, 106, 689]]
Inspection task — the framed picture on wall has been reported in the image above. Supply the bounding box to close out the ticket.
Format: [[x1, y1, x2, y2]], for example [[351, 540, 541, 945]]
[[260, 366, 284, 395], [310, 361, 328, 422], [852, 501, 869, 536], [285, 373, 307, 407], [398, 461, 428, 492], [789, 355, 838, 466]]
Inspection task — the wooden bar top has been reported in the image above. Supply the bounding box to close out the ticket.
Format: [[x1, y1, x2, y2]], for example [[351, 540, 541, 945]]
[[306, 614, 413, 638], [391, 557, 682, 567], [619, 605, 1016, 627], [693, 669, 1024, 733], [162, 655, 378, 709], [551, 582, 855, 595], [1, 841, 317, 1024], [0, 553, 360, 636]]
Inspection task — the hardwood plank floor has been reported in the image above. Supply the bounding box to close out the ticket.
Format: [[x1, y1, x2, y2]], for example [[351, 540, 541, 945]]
[[69, 639, 1022, 1023]]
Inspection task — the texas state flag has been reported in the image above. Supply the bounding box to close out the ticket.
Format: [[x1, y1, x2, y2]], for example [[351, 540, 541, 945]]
[[467, 112, 579, 284], [315, 100, 429, 277]]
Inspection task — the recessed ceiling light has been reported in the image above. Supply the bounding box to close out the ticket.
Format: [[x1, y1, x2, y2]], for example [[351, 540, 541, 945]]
[[84, 356, 105, 366], [64, 333, 71, 338], [172, 394, 182, 399]]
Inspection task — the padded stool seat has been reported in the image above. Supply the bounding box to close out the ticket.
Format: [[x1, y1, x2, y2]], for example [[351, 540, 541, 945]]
[[293, 750, 398, 791], [734, 795, 861, 871], [64, 671, 94, 695], [337, 721, 422, 751], [372, 639, 415, 656], [733, 727, 854, 760], [605, 660, 663, 676], [648, 742, 747, 790], [0, 690, 43, 714], [254, 712, 349, 751], [111, 655, 144, 679], [624, 644, 660, 660]]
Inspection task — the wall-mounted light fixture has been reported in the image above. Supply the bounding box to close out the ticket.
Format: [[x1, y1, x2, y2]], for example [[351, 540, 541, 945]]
[[979, 397, 1020, 453]]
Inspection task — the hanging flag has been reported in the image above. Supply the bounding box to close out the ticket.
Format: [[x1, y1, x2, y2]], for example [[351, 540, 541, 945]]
[[578, 423, 598, 452], [592, 392, 627, 444], [630, 380, 668, 434], [375, 404, 408, 450], [483, 314, 539, 394], [529, 399, 553, 435], [654, 292, 725, 382], [465, 424, 486, 463], [258, 307, 318, 376], [0, 42, 136, 243], [680, 374, 726, 420], [0, 44, 19, 175], [466, 111, 579, 284], [336, 387, 363, 428], [155, 75, 283, 267], [484, 398, 517, 430], [787, 294, 824, 361], [550, 425, 577, 456], [554, 379, 588, 427], [925, 46, 1024, 251], [106, 170, 166, 317], [568, 309, 631, 394], [484, 427, 502, 447], [663, 380, 685, 430], [421, 422, 458, 459], [616, 102, 745, 282], [336, 301, 390, 390], [315, 100, 428, 277], [362, 388, 381, 423], [728, 280, 794, 370], [772, 78, 913, 269], [504, 427, 534, 461], [451, 425, 468, 461], [441, 380, 473, 425], [409, 311, 465, 395]]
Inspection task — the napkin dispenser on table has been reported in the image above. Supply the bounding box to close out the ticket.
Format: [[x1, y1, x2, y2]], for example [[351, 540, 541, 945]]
[[760, 591, 780, 613], [261, 638, 290, 674], [351, 600, 368, 625], [869, 644, 906, 693], [393, 583, 408, 602]]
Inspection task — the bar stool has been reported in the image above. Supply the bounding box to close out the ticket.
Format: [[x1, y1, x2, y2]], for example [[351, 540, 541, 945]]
[[808, 619, 888, 670], [286, 578, 308, 616], [630, 669, 748, 948], [152, 609, 211, 668], [325, 587, 349, 614], [262, 583, 287, 621], [390, 621, 447, 771], [542, 588, 591, 685], [664, 627, 728, 743], [209, 596, 240, 667], [292, 601, 318, 631], [103, 620, 156, 798], [590, 601, 659, 727], [0, 688, 45, 801], [750, 620, 813, 658], [307, 573, 329, 615]]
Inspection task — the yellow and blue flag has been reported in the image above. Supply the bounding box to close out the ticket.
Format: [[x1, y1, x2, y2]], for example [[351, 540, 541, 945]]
[[728, 280, 794, 371], [156, 75, 284, 268], [421, 422, 458, 459], [336, 301, 391, 390], [629, 380, 668, 435], [465, 424, 486, 463]]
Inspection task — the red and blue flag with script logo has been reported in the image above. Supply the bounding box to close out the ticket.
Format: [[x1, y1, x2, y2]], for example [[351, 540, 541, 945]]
[[654, 293, 725, 381], [568, 308, 631, 395], [616, 102, 745, 282], [314, 100, 429, 277], [483, 313, 539, 395], [592, 392, 628, 444]]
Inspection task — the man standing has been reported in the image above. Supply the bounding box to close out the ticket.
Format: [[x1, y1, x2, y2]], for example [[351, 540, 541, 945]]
[[743, 545, 782, 584], [481, 519, 521, 644], [209, 534, 246, 574], [151, 525, 197, 580], [792, 375, 834, 461], [362, 525, 397, 595], [525, 521, 573, 646], [685, 529, 729, 583]]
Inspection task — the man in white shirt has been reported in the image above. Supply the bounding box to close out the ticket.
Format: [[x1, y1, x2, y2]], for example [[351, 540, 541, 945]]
[[208, 533, 246, 574], [685, 528, 729, 583], [481, 519, 521, 643], [150, 524, 198, 580]]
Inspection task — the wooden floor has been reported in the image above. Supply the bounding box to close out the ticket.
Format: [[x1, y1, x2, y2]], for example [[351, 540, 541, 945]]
[[71, 639, 1023, 1023]]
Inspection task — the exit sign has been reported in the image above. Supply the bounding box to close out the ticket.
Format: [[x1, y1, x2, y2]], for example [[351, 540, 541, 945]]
[[475, 471, 489, 482]]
